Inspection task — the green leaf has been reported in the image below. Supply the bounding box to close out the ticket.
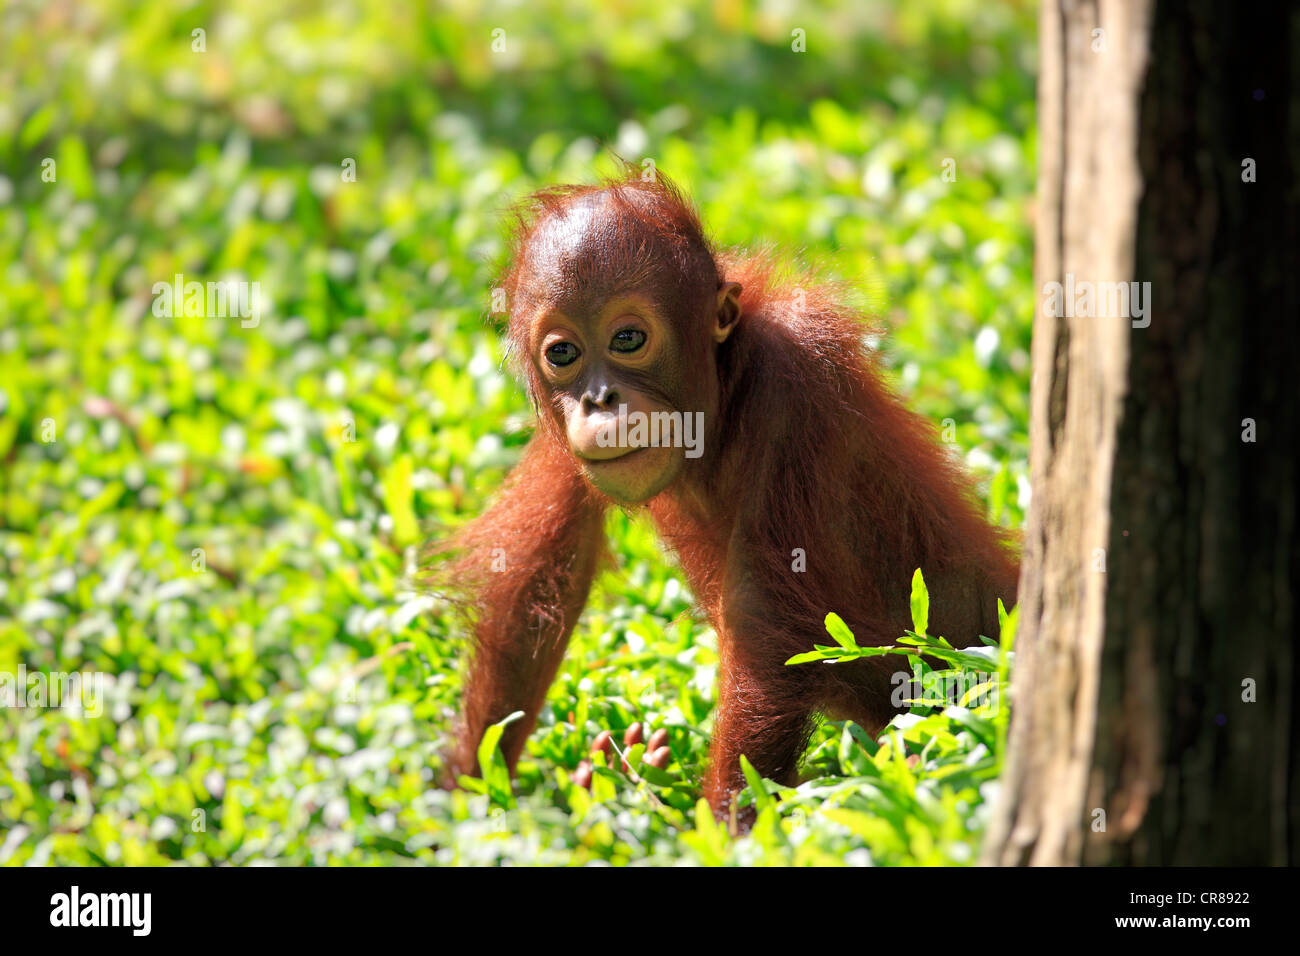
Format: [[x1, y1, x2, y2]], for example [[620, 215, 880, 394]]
[[638, 764, 676, 787], [381, 454, 419, 548], [739, 755, 773, 813], [19, 103, 55, 148], [476, 710, 524, 807], [909, 568, 929, 636], [825, 612, 859, 650], [785, 648, 834, 665]]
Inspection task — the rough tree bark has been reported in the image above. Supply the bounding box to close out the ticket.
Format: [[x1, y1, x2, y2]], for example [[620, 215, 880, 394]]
[[983, 0, 1299, 866]]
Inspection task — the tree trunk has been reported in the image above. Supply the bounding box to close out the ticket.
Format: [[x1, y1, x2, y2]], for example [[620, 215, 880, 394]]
[[983, 0, 1299, 866]]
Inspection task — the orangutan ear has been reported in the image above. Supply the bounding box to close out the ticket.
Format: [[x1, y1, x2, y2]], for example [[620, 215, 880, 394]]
[[714, 281, 743, 343]]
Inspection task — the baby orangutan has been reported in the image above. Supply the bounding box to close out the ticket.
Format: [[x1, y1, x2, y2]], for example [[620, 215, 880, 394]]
[[432, 170, 1018, 817]]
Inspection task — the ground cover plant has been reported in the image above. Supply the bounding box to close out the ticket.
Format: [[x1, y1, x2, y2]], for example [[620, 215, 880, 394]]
[[0, 0, 1033, 865]]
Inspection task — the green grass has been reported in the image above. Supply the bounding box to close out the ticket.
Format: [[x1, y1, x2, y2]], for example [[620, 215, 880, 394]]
[[0, 0, 1033, 865]]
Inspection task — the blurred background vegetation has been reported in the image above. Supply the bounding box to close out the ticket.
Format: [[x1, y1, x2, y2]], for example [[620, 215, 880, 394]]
[[0, 0, 1034, 865]]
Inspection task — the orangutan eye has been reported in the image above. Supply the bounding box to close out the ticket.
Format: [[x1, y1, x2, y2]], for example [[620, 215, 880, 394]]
[[545, 341, 580, 367], [610, 328, 647, 354]]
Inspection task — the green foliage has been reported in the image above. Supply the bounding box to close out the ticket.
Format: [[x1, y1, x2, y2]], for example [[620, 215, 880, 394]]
[[759, 570, 1019, 866], [464, 711, 523, 808], [0, 0, 1032, 865]]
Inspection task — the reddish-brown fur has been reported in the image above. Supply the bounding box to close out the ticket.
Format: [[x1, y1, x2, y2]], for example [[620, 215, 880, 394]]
[[431, 168, 1019, 815]]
